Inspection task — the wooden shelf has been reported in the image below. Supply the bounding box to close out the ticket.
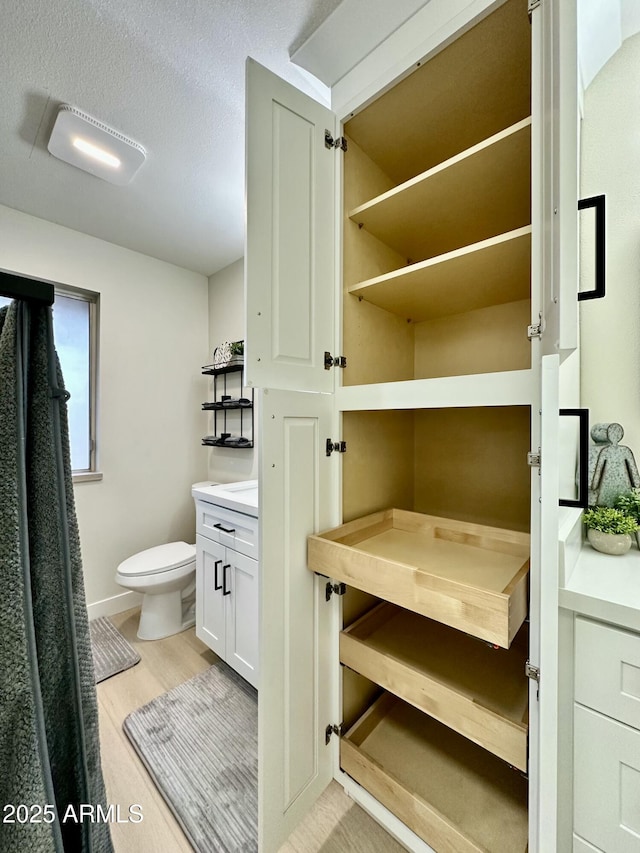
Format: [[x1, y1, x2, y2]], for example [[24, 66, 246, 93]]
[[308, 509, 529, 648], [344, 0, 531, 187], [341, 602, 528, 769], [341, 694, 529, 853], [336, 369, 537, 411], [348, 226, 531, 322], [348, 118, 531, 264]]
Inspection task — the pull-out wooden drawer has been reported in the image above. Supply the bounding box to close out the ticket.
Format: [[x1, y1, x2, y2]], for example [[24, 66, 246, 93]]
[[341, 693, 528, 853], [575, 617, 640, 730], [574, 704, 640, 853], [341, 602, 528, 769], [309, 508, 529, 647], [195, 499, 258, 559]]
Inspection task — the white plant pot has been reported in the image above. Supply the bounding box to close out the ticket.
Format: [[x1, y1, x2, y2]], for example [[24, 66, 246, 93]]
[[587, 528, 632, 556]]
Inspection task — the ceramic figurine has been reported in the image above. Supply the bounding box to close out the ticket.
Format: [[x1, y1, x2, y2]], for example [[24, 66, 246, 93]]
[[588, 422, 640, 507]]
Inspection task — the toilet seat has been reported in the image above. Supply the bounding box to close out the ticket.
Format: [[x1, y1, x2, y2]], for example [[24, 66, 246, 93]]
[[117, 542, 196, 578]]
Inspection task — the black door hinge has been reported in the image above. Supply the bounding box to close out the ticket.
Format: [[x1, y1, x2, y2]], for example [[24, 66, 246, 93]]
[[326, 439, 346, 457], [324, 131, 348, 152], [326, 581, 346, 601], [324, 351, 347, 370], [325, 723, 343, 744]]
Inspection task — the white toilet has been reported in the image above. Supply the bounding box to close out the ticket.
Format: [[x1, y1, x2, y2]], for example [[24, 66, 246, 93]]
[[115, 541, 196, 640]]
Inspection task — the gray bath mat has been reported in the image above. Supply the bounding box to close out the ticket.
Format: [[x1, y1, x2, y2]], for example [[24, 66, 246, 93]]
[[90, 616, 140, 683], [123, 661, 257, 853]]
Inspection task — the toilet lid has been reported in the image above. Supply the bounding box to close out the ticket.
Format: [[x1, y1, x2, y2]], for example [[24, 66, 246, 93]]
[[117, 542, 196, 577]]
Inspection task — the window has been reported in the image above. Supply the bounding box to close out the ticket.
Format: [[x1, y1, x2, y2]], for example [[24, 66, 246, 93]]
[[0, 285, 100, 480]]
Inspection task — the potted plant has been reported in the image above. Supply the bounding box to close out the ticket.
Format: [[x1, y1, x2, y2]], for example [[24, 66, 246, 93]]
[[583, 506, 638, 555], [614, 488, 640, 548]]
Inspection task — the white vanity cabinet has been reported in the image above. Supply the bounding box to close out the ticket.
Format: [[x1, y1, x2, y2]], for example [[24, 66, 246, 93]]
[[192, 482, 259, 689]]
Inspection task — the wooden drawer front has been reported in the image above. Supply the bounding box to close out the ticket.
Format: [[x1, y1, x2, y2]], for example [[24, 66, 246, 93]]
[[340, 603, 528, 770], [574, 704, 640, 853], [575, 617, 640, 730], [309, 508, 530, 648], [195, 500, 258, 559], [341, 693, 528, 853]]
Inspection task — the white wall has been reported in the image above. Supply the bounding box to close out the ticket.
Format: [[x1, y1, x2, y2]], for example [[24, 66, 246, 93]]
[[207, 258, 259, 483], [0, 204, 209, 611], [580, 34, 640, 459]]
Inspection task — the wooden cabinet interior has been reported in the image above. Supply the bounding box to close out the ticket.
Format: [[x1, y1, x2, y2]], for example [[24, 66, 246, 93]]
[[342, 407, 531, 532], [333, 1, 533, 847], [342, 0, 532, 388]]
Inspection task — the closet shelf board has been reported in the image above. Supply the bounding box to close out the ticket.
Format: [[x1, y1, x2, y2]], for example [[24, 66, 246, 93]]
[[341, 693, 529, 853], [308, 509, 529, 648], [348, 118, 532, 263], [341, 602, 528, 769], [335, 369, 537, 411], [348, 226, 531, 322]]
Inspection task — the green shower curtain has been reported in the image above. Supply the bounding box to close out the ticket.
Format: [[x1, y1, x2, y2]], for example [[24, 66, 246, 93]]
[[0, 301, 112, 853]]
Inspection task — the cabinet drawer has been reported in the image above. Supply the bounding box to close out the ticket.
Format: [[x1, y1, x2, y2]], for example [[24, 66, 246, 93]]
[[575, 617, 640, 730], [574, 704, 640, 853], [195, 500, 258, 559], [309, 508, 529, 647], [341, 603, 528, 770], [341, 693, 528, 853]]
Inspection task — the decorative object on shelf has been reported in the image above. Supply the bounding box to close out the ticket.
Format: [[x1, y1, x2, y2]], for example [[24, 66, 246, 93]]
[[212, 340, 244, 370], [613, 488, 640, 549], [588, 422, 640, 507], [583, 506, 637, 555]]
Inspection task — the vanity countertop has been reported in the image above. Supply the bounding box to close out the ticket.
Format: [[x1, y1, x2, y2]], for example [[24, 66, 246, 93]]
[[559, 509, 640, 632], [192, 479, 259, 517]]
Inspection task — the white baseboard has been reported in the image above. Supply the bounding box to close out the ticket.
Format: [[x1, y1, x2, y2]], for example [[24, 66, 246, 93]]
[[87, 590, 143, 621]]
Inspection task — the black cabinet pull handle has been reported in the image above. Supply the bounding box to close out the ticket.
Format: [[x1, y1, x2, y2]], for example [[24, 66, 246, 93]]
[[559, 408, 589, 508], [223, 564, 231, 596], [214, 559, 222, 591], [578, 194, 605, 301], [213, 523, 236, 534]]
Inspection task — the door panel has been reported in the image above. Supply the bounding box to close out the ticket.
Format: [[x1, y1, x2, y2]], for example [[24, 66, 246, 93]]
[[259, 389, 335, 852], [196, 535, 226, 660], [245, 58, 336, 393], [225, 551, 259, 688], [574, 705, 640, 852], [533, 0, 578, 355], [531, 352, 560, 851]]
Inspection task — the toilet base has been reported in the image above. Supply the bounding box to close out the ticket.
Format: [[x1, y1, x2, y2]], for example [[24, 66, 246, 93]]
[[137, 590, 195, 640]]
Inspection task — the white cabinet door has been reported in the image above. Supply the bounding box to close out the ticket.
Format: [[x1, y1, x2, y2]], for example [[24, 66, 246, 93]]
[[574, 704, 640, 852], [245, 58, 336, 394], [529, 353, 560, 852], [196, 535, 226, 660], [532, 0, 578, 355], [258, 389, 336, 853], [225, 550, 259, 689]]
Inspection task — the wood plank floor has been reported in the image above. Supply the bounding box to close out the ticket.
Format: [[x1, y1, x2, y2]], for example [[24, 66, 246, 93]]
[[97, 608, 403, 853]]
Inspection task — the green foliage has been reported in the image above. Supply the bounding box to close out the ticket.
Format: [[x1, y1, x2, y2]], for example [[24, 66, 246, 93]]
[[230, 340, 244, 356], [583, 506, 638, 535], [614, 488, 640, 521]]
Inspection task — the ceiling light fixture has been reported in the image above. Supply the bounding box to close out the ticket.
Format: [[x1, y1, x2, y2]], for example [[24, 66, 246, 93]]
[[71, 137, 121, 169], [48, 105, 146, 186]]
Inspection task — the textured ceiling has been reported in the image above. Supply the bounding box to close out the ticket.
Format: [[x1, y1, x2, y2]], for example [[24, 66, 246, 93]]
[[0, 0, 342, 276]]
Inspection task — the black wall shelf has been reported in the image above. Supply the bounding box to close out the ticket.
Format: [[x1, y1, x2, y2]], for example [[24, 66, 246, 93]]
[[201, 362, 254, 449]]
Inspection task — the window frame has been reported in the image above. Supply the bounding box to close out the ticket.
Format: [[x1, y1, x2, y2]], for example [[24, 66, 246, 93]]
[[56, 284, 101, 482], [0, 277, 101, 482]]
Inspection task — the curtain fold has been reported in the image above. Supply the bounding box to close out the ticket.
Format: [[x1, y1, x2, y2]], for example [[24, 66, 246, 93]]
[[0, 301, 112, 853]]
